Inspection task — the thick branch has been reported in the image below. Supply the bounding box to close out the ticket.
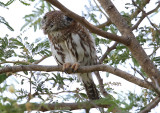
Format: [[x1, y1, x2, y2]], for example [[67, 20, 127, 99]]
[[97, 0, 160, 84], [22, 100, 110, 111], [0, 64, 150, 89], [44, 0, 129, 45]]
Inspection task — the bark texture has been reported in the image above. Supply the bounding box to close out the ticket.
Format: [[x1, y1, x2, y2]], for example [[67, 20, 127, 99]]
[[97, 0, 160, 84]]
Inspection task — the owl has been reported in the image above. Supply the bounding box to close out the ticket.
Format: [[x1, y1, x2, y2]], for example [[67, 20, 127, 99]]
[[41, 10, 99, 100]]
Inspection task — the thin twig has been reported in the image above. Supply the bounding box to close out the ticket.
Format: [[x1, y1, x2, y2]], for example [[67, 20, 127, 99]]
[[99, 42, 118, 64], [34, 56, 50, 64], [131, 66, 160, 96], [131, 1, 160, 30], [94, 71, 109, 97], [96, 20, 112, 28], [93, 0, 108, 19], [0, 60, 31, 65], [146, 16, 160, 34], [149, 46, 160, 57], [130, 0, 151, 19]]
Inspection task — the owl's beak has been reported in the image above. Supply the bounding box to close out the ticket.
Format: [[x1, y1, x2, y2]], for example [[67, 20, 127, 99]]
[[40, 19, 46, 29], [41, 25, 47, 34], [41, 25, 46, 29]]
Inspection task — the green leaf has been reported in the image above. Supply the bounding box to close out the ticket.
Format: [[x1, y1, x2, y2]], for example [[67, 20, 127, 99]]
[[0, 0, 15, 7], [0, 73, 8, 84], [0, 16, 14, 31], [132, 57, 139, 67], [79, 93, 88, 98], [21, 1, 53, 31], [153, 57, 160, 65], [19, 0, 31, 6]]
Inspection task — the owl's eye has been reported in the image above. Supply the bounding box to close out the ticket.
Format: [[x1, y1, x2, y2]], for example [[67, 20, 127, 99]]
[[50, 24, 54, 28], [43, 15, 47, 20], [66, 16, 73, 21]]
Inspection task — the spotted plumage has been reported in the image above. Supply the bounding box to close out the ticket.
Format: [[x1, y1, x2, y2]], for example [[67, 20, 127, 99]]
[[41, 10, 99, 100]]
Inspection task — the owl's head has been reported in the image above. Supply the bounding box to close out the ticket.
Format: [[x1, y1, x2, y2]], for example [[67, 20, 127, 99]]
[[41, 11, 74, 34]]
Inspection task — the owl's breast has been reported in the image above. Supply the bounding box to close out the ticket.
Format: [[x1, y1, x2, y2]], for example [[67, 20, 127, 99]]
[[50, 32, 96, 66], [48, 31, 66, 44], [50, 40, 76, 65]]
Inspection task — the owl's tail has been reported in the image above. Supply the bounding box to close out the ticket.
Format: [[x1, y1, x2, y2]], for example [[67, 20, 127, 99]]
[[79, 73, 99, 100]]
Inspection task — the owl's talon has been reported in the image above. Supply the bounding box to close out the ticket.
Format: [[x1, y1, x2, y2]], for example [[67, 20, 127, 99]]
[[63, 63, 80, 73], [63, 63, 71, 72], [71, 63, 80, 72]]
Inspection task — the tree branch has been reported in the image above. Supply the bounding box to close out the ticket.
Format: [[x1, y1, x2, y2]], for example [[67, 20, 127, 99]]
[[0, 60, 31, 65], [94, 71, 110, 98], [131, 66, 160, 95], [97, 0, 160, 84], [0, 64, 151, 89], [139, 96, 160, 113], [0, 56, 50, 65], [131, 1, 160, 30], [99, 42, 118, 64], [96, 20, 112, 28], [33, 56, 50, 64], [22, 100, 110, 111], [147, 15, 160, 35], [131, 12, 147, 30], [44, 0, 129, 45], [93, 0, 108, 19], [130, 0, 151, 19], [97, 0, 151, 29]]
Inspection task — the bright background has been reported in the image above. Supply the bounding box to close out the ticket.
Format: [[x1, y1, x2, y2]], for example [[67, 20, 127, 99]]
[[0, 0, 160, 113]]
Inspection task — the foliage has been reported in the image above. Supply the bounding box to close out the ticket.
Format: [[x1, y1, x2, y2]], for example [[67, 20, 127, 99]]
[[118, 89, 156, 112], [21, 0, 54, 32], [0, 16, 14, 31], [0, 0, 15, 7], [0, 0, 160, 113]]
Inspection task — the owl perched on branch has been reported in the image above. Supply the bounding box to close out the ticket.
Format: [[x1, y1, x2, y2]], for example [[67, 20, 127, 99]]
[[41, 10, 99, 100]]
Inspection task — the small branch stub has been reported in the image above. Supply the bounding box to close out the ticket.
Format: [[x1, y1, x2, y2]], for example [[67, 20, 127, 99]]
[[107, 5, 114, 10]]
